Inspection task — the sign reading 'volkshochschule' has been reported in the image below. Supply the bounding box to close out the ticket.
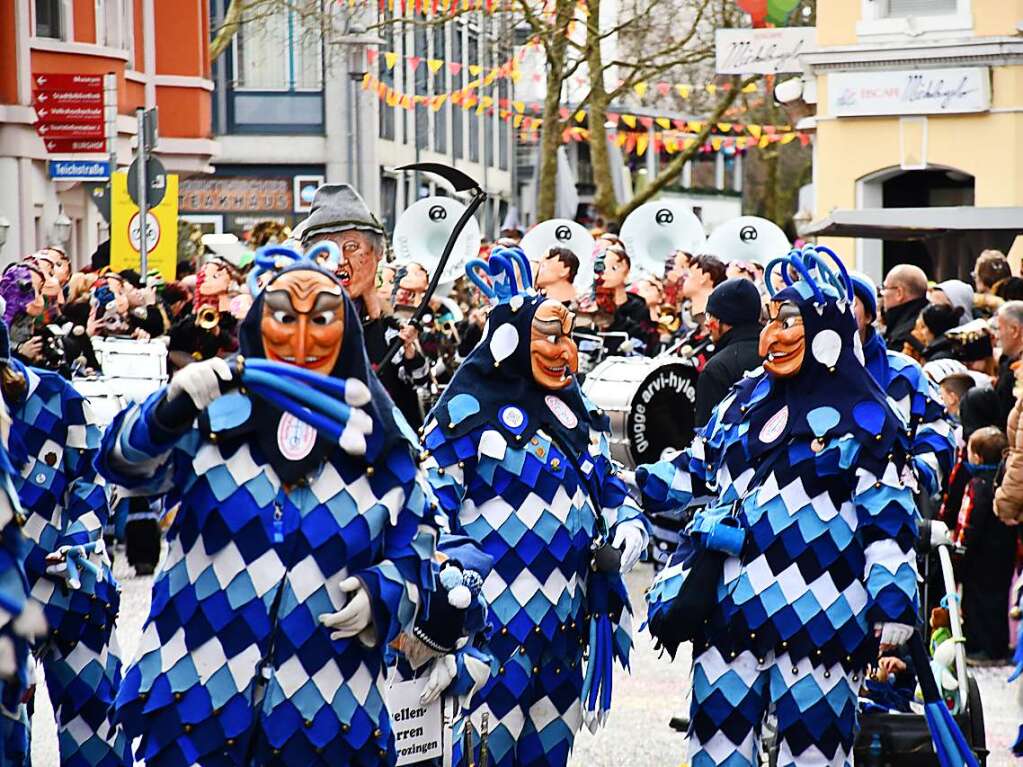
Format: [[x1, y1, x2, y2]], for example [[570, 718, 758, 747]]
[[828, 67, 990, 117]]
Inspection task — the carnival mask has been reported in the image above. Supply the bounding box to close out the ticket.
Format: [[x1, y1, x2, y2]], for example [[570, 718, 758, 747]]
[[597, 249, 629, 290], [760, 300, 805, 378], [377, 265, 396, 305], [392, 263, 429, 308], [260, 270, 345, 375], [665, 252, 689, 283], [536, 250, 569, 289], [50, 252, 71, 286], [529, 300, 578, 390], [32, 256, 63, 301], [200, 261, 233, 296], [105, 277, 131, 315], [313, 230, 380, 300], [25, 270, 45, 318]]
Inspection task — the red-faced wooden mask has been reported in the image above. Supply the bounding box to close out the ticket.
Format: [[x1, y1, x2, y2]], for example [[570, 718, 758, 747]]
[[260, 269, 345, 375]]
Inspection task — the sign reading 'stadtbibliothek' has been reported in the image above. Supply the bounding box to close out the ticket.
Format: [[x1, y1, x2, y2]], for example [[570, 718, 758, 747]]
[[828, 67, 991, 117]]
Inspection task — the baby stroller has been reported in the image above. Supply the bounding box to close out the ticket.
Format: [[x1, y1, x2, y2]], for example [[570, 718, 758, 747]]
[[668, 519, 988, 766]]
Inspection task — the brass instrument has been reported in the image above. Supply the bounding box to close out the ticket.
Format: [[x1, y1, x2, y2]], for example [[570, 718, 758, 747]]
[[197, 305, 220, 330], [657, 304, 681, 335]]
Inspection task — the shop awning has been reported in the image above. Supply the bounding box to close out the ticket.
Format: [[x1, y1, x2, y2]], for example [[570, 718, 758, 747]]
[[803, 207, 1023, 240]]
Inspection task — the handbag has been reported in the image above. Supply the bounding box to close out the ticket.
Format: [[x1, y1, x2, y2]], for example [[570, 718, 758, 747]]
[[647, 446, 784, 657]]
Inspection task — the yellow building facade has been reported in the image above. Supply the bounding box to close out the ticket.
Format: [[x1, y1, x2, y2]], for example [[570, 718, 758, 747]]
[[805, 0, 1023, 280]]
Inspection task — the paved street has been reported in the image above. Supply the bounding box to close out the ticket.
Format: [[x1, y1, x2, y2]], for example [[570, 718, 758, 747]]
[[30, 561, 1021, 766]]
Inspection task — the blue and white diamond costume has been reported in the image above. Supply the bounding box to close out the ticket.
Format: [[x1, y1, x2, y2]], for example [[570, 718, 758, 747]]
[[7, 357, 129, 767], [638, 248, 919, 767], [96, 248, 437, 766], [421, 250, 648, 767], [849, 271, 955, 498], [0, 377, 42, 766]]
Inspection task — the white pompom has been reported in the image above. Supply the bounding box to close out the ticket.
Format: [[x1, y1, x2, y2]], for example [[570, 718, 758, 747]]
[[345, 378, 372, 407], [448, 584, 472, 610]]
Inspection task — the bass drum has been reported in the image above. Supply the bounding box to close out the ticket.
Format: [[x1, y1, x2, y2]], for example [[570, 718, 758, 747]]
[[582, 356, 698, 468]]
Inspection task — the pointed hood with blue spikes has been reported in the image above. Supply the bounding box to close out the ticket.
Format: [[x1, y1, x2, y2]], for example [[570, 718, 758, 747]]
[[714, 245, 906, 474], [429, 246, 606, 457], [205, 242, 412, 480]]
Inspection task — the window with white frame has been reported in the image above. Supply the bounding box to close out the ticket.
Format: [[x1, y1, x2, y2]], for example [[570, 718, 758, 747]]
[[235, 8, 323, 90], [859, 0, 971, 37], [34, 0, 66, 39], [885, 0, 957, 16], [95, 0, 133, 51]]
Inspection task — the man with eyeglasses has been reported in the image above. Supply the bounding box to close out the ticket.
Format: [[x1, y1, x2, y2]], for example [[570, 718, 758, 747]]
[[880, 264, 929, 352]]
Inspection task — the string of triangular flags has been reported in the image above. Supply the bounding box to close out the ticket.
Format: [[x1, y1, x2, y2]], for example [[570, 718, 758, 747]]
[[559, 125, 811, 156], [572, 109, 798, 140], [343, 0, 507, 17], [368, 46, 525, 81], [362, 72, 542, 131], [361, 71, 810, 155]]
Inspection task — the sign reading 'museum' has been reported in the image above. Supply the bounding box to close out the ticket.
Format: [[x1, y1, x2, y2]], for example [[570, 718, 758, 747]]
[[829, 67, 990, 117]]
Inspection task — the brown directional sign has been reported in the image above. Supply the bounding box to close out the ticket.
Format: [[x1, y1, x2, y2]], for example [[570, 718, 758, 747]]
[[36, 121, 104, 138], [32, 73, 103, 90], [35, 104, 104, 123], [33, 72, 107, 153], [42, 138, 107, 153]]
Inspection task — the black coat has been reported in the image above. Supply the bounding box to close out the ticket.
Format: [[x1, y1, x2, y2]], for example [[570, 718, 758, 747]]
[[883, 296, 928, 352], [996, 351, 1018, 429], [694, 323, 763, 427]]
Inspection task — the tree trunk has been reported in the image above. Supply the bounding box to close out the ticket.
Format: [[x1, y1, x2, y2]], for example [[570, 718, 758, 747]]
[[762, 148, 779, 222], [583, 0, 617, 220], [614, 78, 751, 220], [536, 67, 566, 221], [535, 0, 575, 221], [210, 0, 244, 63]]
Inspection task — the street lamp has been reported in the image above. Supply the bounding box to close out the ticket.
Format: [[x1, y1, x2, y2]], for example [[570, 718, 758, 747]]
[[793, 209, 813, 238], [52, 208, 72, 247], [0, 216, 9, 254], [339, 26, 382, 192]]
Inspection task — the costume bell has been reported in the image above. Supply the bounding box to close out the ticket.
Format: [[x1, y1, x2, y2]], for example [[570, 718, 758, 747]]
[[96, 244, 437, 766], [421, 248, 648, 767], [639, 247, 919, 767]]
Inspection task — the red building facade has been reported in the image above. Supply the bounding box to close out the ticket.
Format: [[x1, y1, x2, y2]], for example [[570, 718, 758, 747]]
[[0, 0, 216, 266]]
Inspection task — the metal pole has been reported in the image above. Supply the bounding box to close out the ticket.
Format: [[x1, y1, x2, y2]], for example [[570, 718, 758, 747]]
[[353, 75, 362, 191], [136, 108, 149, 284]]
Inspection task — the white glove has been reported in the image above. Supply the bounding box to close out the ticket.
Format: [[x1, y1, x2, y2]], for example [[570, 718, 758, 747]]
[[875, 622, 914, 650], [618, 469, 637, 490], [420, 654, 457, 705], [612, 521, 647, 574], [167, 357, 233, 411], [320, 577, 375, 645], [928, 520, 952, 548]]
